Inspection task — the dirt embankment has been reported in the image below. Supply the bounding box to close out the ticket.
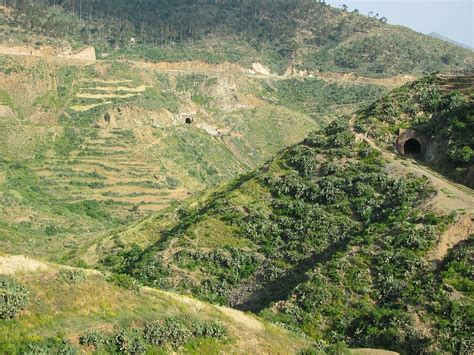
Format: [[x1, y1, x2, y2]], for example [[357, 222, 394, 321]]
[[130, 60, 245, 74], [428, 214, 473, 263], [0, 45, 96, 62]]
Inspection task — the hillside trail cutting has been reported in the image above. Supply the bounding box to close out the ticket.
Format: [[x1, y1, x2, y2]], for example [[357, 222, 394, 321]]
[[349, 116, 473, 262], [0, 45, 412, 89]]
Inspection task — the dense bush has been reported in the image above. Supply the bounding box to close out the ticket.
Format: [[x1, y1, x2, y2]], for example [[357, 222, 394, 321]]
[[107, 273, 141, 292], [0, 276, 29, 319], [19, 337, 77, 354], [79, 329, 108, 348], [144, 318, 193, 348], [113, 327, 146, 355], [200, 320, 228, 339], [144, 317, 227, 348], [78, 317, 227, 353], [57, 270, 87, 284]]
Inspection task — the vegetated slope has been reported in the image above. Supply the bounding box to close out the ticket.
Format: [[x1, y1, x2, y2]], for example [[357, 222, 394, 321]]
[[90, 117, 473, 354], [0, 1, 471, 262], [0, 50, 389, 260], [356, 73, 474, 187], [0, 254, 310, 353], [1, 0, 473, 76]]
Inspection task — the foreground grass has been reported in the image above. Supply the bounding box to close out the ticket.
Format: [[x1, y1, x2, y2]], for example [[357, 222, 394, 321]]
[[0, 263, 310, 353]]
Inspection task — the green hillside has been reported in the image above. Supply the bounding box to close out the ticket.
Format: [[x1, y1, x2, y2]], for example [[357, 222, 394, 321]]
[[1, 0, 473, 76], [0, 51, 391, 260], [0, 1, 471, 261], [0, 2, 473, 354], [88, 115, 473, 353]]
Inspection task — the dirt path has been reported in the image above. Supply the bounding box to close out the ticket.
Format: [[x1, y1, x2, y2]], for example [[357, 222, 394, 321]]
[[350, 116, 473, 261], [386, 159, 474, 214]]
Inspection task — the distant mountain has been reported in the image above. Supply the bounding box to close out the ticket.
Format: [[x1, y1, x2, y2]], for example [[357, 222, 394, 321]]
[[429, 32, 473, 50], [1, 0, 473, 76]]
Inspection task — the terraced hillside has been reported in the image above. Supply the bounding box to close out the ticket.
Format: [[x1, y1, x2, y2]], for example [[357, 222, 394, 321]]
[[88, 88, 473, 354], [70, 79, 148, 113], [0, 52, 393, 259]]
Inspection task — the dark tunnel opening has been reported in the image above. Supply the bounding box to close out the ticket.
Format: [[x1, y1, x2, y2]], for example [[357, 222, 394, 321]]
[[404, 138, 421, 156]]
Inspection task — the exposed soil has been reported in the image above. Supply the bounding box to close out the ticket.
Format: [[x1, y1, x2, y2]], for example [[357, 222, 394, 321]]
[[0, 45, 95, 64], [0, 105, 15, 118], [0, 255, 52, 275], [427, 214, 473, 263]]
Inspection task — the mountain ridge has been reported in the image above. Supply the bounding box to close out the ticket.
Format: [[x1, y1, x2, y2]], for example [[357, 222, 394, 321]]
[[429, 32, 473, 50], [1, 1, 473, 76]]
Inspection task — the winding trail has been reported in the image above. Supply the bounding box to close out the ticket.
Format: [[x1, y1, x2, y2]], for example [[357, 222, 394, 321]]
[[349, 116, 473, 262]]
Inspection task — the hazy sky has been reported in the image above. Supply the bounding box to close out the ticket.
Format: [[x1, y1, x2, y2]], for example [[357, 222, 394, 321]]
[[325, 0, 473, 48]]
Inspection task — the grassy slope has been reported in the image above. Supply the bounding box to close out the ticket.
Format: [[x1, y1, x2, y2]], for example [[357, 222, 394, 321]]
[[87, 117, 472, 353], [0, 256, 309, 353]]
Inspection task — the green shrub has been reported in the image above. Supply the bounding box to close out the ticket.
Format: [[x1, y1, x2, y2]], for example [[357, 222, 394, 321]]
[[144, 317, 227, 348], [58, 270, 87, 284], [0, 276, 29, 319], [79, 329, 109, 348], [144, 318, 193, 348], [200, 321, 227, 339], [113, 327, 146, 354], [107, 273, 141, 292], [20, 337, 77, 355]]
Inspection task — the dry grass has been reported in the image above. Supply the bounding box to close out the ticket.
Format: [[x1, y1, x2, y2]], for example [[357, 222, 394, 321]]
[[0, 256, 310, 353]]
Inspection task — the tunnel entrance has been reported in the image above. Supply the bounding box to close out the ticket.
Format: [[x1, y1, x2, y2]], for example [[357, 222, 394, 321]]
[[404, 138, 421, 156], [185, 117, 193, 124]]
